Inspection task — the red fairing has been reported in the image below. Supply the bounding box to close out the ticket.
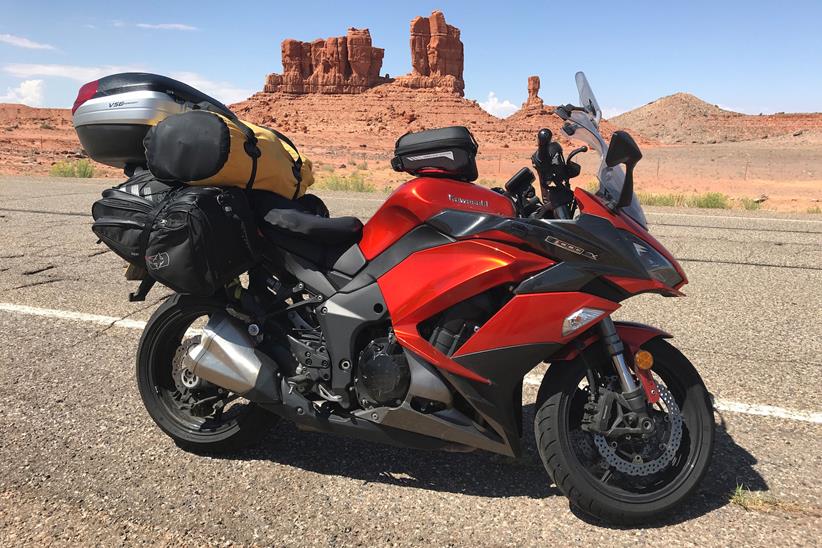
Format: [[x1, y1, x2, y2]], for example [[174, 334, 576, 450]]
[[453, 292, 620, 357], [551, 321, 672, 362], [360, 177, 515, 260], [377, 240, 553, 383], [574, 188, 688, 290], [603, 275, 685, 297]]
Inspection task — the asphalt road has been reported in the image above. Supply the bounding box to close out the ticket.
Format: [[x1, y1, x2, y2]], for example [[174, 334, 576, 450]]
[[1, 176, 820, 546]]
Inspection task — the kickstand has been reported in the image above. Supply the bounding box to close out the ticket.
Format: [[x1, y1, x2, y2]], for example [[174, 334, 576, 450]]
[[129, 277, 156, 302]]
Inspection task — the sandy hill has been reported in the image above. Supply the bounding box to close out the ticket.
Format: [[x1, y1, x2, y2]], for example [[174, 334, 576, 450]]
[[612, 92, 822, 144], [232, 84, 510, 153]]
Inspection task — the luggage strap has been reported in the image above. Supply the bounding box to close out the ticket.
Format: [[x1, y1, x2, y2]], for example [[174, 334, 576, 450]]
[[230, 117, 304, 198], [129, 277, 156, 302]]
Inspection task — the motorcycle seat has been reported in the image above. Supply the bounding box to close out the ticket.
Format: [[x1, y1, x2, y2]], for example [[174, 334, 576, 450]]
[[262, 208, 363, 247]]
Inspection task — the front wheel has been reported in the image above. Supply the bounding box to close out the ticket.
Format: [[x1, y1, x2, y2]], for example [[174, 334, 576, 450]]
[[534, 338, 714, 523]]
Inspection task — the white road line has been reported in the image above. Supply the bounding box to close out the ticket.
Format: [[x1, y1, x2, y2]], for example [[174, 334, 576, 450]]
[[2, 301, 820, 425], [0, 302, 147, 330], [645, 211, 822, 224]]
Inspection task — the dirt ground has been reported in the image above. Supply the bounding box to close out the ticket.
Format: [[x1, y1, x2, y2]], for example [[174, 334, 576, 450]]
[[2, 101, 821, 212], [306, 135, 822, 212]]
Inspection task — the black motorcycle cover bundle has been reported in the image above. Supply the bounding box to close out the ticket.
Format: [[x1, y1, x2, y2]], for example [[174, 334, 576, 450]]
[[92, 178, 260, 296]]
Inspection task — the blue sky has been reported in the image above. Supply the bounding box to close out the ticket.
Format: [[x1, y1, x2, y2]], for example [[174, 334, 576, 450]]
[[1, 0, 821, 117]]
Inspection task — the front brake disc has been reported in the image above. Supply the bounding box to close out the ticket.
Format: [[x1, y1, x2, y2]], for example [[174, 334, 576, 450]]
[[593, 385, 683, 476]]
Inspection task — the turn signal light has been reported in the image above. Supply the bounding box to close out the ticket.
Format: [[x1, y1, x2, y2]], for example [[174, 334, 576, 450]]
[[635, 350, 654, 370]]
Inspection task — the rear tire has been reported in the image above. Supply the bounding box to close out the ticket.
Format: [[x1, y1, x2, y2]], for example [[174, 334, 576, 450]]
[[136, 293, 274, 453], [534, 338, 714, 523]]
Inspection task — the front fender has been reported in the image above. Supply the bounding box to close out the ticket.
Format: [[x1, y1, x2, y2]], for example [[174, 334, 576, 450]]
[[549, 320, 672, 362]]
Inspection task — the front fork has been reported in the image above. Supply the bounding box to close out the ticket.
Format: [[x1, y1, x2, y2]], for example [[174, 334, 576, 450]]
[[599, 317, 657, 416]]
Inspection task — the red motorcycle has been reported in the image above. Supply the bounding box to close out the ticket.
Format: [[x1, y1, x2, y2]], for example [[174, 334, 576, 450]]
[[136, 73, 714, 523]]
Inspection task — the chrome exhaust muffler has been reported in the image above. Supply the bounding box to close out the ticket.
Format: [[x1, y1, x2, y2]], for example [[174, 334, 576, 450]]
[[182, 313, 279, 402]]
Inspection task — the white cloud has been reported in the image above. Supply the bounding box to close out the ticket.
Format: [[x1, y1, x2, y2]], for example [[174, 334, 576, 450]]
[[0, 33, 55, 50], [601, 106, 628, 119], [1, 64, 251, 106], [169, 72, 252, 104], [3, 63, 141, 82], [137, 23, 198, 31], [0, 79, 44, 106], [479, 92, 518, 118]]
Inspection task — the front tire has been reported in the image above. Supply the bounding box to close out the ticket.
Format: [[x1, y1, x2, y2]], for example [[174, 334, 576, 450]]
[[136, 293, 274, 453], [534, 338, 714, 523]]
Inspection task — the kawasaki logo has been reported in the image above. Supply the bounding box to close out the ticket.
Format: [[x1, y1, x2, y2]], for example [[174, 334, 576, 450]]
[[448, 194, 489, 208]]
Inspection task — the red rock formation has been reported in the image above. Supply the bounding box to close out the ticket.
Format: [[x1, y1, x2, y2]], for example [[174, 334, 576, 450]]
[[508, 75, 550, 122], [395, 11, 465, 95], [526, 76, 543, 108], [264, 28, 385, 94]]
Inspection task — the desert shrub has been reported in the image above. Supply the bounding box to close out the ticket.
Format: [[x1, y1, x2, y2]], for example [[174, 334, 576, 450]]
[[638, 192, 730, 209], [356, 161, 369, 170], [50, 159, 94, 178], [318, 171, 375, 192], [739, 197, 761, 210], [688, 192, 729, 209], [807, 205, 822, 214], [638, 192, 685, 207]]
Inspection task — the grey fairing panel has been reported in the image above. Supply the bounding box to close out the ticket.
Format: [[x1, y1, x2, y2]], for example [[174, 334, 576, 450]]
[[331, 244, 367, 276], [318, 281, 389, 403], [338, 226, 454, 293], [427, 209, 651, 281]]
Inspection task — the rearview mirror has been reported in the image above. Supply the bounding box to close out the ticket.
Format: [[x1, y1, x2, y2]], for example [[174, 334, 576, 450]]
[[606, 131, 642, 168], [605, 131, 642, 208]]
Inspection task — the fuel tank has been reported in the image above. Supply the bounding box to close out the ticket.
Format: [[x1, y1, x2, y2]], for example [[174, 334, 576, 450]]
[[359, 177, 515, 260]]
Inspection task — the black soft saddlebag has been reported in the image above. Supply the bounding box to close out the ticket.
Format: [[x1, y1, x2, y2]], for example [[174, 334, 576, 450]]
[[391, 126, 478, 182], [143, 187, 260, 296], [91, 171, 177, 266], [92, 180, 260, 296]]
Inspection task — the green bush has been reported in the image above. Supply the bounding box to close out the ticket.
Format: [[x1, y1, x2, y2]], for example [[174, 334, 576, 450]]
[[318, 171, 376, 192], [689, 192, 729, 209], [807, 206, 822, 214], [739, 197, 761, 211], [638, 191, 730, 209], [638, 192, 684, 207], [50, 159, 94, 178]]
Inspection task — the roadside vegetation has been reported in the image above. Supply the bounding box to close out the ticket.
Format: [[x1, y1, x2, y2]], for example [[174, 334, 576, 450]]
[[637, 191, 731, 209], [807, 205, 821, 214], [315, 171, 376, 192], [739, 197, 761, 210], [730, 484, 813, 515], [49, 159, 94, 178]]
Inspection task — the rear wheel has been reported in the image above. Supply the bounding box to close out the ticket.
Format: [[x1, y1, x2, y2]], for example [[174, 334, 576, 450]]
[[534, 338, 714, 523], [136, 294, 274, 453]]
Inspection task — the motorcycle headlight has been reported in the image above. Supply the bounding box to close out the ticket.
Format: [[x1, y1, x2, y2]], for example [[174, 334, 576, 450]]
[[628, 235, 683, 288]]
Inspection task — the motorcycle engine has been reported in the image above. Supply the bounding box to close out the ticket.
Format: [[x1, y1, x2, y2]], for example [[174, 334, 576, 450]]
[[354, 337, 410, 408]]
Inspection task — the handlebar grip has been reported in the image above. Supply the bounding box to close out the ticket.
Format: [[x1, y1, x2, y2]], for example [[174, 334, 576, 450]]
[[536, 128, 552, 164]]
